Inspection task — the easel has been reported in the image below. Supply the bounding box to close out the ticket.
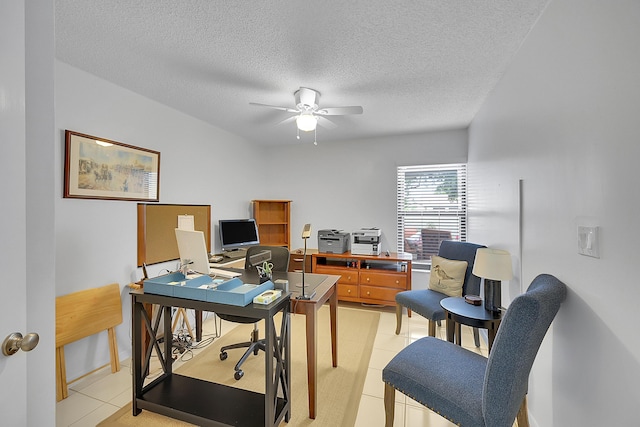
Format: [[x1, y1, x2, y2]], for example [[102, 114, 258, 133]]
[[171, 308, 195, 339]]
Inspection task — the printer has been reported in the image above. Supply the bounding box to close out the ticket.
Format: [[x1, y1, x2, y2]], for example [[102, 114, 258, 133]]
[[351, 228, 382, 255], [318, 229, 350, 254]]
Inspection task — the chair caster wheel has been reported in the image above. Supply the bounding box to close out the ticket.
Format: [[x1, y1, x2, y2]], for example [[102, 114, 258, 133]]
[[220, 351, 228, 361], [234, 370, 244, 380]]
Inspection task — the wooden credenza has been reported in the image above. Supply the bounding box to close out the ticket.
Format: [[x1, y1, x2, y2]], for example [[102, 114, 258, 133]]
[[312, 251, 412, 306]]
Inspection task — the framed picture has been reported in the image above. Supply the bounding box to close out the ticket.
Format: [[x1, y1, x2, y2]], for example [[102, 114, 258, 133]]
[[64, 130, 160, 201]]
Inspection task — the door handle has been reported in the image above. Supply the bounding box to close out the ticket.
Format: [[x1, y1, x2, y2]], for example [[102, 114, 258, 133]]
[[2, 332, 39, 356]]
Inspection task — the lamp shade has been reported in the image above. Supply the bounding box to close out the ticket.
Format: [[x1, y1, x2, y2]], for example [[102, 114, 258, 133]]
[[296, 113, 317, 131], [472, 248, 513, 281]]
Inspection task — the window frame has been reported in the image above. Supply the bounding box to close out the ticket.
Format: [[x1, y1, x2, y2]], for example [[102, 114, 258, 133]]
[[396, 163, 467, 270]]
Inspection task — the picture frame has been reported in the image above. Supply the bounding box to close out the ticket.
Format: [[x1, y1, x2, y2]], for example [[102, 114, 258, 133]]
[[64, 130, 160, 201]]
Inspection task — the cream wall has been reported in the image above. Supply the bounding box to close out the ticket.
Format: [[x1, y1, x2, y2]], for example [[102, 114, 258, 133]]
[[467, 0, 639, 425]]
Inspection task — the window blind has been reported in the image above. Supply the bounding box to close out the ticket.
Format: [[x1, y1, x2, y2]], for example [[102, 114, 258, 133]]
[[397, 163, 467, 268]]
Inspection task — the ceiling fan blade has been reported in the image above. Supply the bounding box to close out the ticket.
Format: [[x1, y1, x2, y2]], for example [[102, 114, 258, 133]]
[[250, 102, 299, 113], [276, 115, 298, 126], [316, 116, 337, 129], [316, 106, 363, 116]]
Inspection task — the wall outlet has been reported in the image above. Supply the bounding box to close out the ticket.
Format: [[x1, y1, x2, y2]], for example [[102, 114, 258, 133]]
[[577, 226, 599, 258]]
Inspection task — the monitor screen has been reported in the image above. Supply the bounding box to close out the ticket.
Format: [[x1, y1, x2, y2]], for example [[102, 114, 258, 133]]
[[174, 228, 211, 275], [219, 219, 260, 251]]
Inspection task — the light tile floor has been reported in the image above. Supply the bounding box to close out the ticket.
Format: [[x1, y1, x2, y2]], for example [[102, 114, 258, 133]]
[[56, 306, 488, 427]]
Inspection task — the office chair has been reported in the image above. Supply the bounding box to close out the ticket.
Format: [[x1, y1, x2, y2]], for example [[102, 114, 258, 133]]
[[383, 273, 567, 427], [218, 245, 289, 380], [395, 240, 485, 346]]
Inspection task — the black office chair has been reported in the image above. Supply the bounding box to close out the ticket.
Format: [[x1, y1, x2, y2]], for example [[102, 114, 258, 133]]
[[218, 245, 290, 380]]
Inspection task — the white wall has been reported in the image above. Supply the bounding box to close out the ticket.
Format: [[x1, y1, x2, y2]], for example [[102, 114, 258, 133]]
[[468, 0, 639, 425], [54, 64, 468, 380], [55, 61, 268, 380], [265, 130, 468, 251]]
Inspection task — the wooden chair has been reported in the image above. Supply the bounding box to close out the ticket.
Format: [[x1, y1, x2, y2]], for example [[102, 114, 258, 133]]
[[56, 283, 123, 401]]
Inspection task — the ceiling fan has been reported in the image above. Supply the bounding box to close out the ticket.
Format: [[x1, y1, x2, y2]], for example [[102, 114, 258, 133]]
[[250, 87, 363, 143]]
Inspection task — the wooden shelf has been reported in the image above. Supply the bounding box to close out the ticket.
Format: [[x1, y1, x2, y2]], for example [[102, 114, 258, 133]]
[[253, 200, 291, 249]]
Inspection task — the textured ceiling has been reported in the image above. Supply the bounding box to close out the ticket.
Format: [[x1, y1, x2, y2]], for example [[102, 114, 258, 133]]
[[55, 0, 549, 146]]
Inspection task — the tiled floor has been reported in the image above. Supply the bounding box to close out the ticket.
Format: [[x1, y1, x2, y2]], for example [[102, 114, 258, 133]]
[[56, 306, 488, 426]]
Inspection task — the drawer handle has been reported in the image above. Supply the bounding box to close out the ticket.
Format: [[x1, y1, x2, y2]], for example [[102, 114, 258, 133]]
[[395, 280, 399, 284], [347, 289, 351, 293], [347, 276, 351, 280], [293, 258, 304, 262], [366, 277, 370, 282], [367, 291, 371, 296]]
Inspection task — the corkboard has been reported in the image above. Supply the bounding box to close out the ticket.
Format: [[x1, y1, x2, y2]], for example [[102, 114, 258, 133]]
[[137, 204, 211, 266]]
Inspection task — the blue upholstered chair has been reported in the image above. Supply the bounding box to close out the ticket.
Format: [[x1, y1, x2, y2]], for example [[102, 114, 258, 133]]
[[395, 240, 486, 346], [383, 273, 567, 427]]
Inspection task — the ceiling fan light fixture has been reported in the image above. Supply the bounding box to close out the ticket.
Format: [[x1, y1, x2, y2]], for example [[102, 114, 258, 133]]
[[296, 113, 317, 132]]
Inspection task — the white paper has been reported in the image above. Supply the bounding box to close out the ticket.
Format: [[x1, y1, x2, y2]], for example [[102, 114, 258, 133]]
[[177, 215, 195, 231]]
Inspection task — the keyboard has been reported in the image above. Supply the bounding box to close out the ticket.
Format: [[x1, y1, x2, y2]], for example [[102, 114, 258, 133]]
[[208, 268, 242, 278], [223, 250, 247, 260]]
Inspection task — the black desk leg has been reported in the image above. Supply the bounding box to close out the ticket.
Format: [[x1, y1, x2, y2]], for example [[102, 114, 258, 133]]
[[195, 310, 202, 342]]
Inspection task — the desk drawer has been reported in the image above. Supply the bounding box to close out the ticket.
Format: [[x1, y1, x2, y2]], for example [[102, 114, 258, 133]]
[[360, 271, 407, 289], [360, 285, 402, 303], [289, 253, 312, 272], [338, 284, 358, 299]]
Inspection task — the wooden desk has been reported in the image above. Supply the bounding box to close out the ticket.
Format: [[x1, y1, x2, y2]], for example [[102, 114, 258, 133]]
[[179, 269, 338, 420], [131, 289, 291, 427], [283, 271, 338, 419], [440, 297, 503, 352], [235, 269, 339, 419]]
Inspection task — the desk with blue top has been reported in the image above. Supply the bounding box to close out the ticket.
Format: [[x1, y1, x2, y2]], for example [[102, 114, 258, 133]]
[[132, 269, 339, 424], [131, 287, 291, 427]]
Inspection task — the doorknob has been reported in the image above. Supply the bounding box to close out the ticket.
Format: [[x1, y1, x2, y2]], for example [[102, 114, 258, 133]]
[[2, 332, 39, 356]]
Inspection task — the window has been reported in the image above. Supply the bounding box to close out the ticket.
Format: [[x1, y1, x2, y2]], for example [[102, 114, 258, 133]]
[[397, 163, 467, 269]]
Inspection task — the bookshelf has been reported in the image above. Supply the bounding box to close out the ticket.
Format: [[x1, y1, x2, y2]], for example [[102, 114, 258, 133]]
[[252, 200, 291, 249]]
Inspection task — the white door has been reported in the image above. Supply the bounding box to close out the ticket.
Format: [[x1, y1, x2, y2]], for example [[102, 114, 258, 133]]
[[0, 2, 56, 425]]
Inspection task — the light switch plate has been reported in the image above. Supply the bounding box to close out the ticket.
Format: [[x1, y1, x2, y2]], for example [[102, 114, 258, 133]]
[[577, 226, 599, 258]]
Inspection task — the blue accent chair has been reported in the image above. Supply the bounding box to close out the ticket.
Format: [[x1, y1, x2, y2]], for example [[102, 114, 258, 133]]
[[395, 240, 486, 346], [383, 273, 567, 427]]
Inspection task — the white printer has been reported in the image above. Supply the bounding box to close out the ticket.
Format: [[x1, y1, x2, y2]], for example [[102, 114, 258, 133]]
[[351, 228, 382, 255]]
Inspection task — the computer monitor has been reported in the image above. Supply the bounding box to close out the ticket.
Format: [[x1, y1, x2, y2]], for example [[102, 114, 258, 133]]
[[175, 228, 211, 275], [219, 219, 260, 252]]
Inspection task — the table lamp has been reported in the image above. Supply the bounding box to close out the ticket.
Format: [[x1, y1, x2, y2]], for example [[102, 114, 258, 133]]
[[297, 223, 315, 300], [472, 248, 513, 312]]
